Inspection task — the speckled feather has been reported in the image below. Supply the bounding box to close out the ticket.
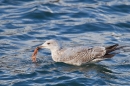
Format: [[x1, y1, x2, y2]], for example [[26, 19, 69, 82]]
[[52, 46, 106, 66]]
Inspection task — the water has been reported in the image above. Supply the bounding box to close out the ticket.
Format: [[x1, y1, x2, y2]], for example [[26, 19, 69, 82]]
[[0, 0, 130, 86]]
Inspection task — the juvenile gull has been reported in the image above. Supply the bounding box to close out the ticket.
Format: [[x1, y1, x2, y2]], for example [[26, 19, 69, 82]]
[[32, 39, 118, 66]]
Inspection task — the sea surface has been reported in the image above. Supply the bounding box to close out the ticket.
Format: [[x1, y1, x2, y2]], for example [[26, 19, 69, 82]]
[[0, 0, 130, 86]]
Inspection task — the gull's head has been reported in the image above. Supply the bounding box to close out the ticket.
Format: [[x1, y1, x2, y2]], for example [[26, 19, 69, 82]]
[[38, 39, 61, 51]]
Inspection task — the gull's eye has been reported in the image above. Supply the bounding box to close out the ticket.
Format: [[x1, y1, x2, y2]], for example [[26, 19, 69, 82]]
[[47, 43, 50, 45]]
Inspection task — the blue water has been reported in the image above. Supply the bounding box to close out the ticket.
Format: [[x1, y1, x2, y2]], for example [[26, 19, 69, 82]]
[[0, 0, 130, 86]]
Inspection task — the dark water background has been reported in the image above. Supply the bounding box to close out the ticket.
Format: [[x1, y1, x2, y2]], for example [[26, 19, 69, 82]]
[[0, 0, 130, 86]]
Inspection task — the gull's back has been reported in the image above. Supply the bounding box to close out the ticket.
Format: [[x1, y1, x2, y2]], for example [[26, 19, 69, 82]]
[[56, 46, 106, 66]]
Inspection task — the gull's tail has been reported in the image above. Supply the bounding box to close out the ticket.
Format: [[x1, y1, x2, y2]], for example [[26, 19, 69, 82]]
[[102, 44, 119, 58], [105, 44, 119, 54]]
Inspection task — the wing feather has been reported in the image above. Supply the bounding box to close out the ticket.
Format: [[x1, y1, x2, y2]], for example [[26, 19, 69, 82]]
[[59, 46, 106, 65]]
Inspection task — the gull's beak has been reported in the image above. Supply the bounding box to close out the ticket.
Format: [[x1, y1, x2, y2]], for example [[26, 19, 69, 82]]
[[37, 43, 46, 49], [37, 46, 43, 49]]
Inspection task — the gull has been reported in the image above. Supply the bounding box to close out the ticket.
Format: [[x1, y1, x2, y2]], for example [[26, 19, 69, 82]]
[[32, 39, 118, 66]]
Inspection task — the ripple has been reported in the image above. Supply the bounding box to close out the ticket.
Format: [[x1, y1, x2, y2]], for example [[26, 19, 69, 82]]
[[0, 0, 130, 86]]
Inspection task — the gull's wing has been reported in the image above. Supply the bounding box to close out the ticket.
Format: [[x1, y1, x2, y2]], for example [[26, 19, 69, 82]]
[[59, 46, 106, 65]]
